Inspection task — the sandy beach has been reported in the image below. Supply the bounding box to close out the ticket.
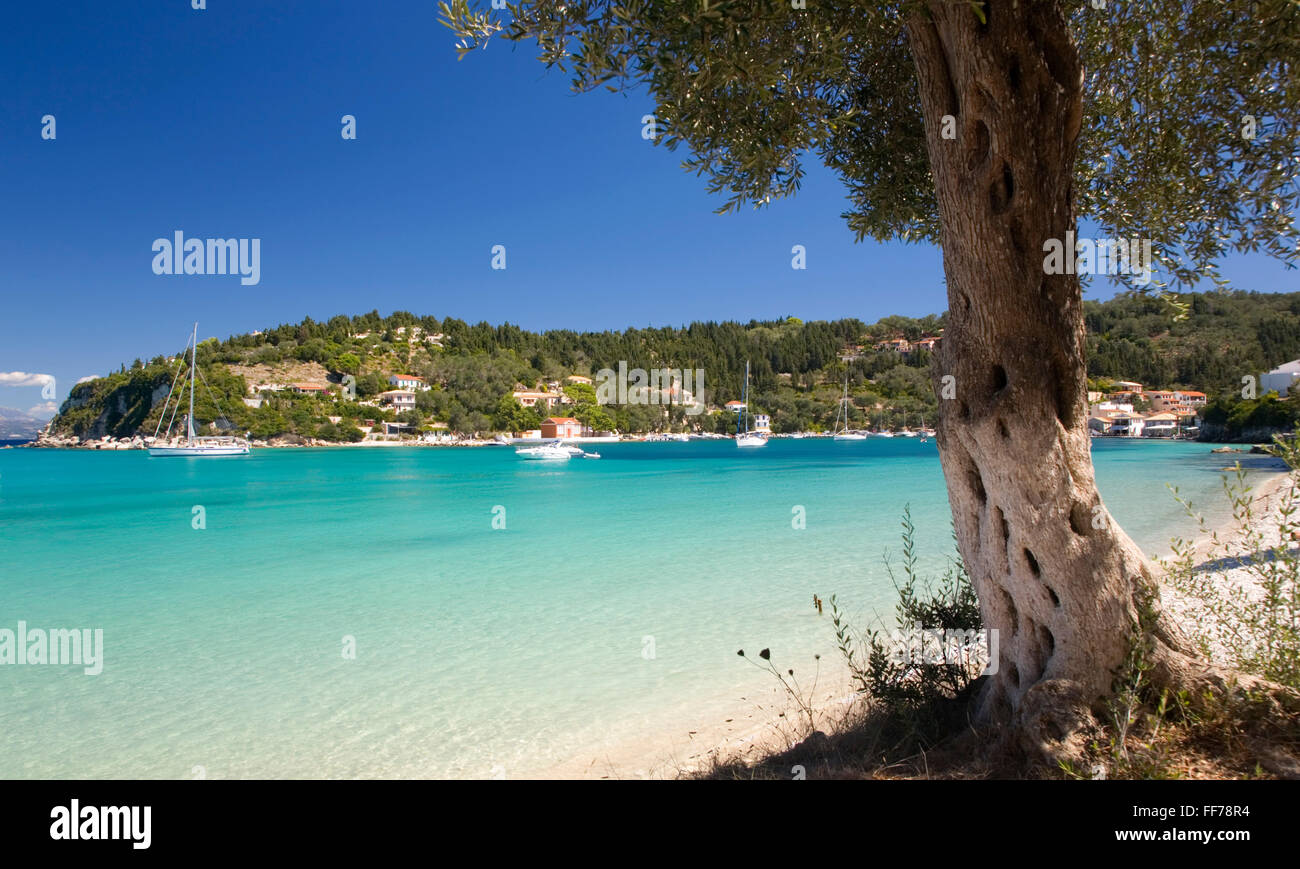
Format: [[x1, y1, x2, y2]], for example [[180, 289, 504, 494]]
[[554, 461, 1296, 780], [1158, 463, 1296, 667]]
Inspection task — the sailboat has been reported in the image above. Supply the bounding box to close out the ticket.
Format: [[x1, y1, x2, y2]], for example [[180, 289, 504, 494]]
[[735, 361, 767, 447], [146, 323, 251, 457], [832, 376, 866, 441], [873, 408, 894, 437]]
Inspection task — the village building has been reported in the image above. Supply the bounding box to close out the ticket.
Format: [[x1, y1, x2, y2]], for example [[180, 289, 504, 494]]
[[378, 390, 417, 411], [513, 390, 564, 409], [541, 417, 585, 439], [388, 374, 430, 391], [1262, 359, 1300, 397]]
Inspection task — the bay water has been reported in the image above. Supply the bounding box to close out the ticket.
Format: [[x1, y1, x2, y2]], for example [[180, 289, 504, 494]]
[[0, 438, 1275, 778]]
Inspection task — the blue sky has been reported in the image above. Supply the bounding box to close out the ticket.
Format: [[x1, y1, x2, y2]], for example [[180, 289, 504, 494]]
[[2, 1, 1296, 416]]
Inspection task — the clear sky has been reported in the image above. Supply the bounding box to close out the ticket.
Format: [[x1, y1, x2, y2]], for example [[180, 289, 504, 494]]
[[2, 1, 1296, 416]]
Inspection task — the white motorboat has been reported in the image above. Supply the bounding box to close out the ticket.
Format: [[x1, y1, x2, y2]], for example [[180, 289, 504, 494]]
[[147, 323, 251, 457], [515, 441, 572, 461]]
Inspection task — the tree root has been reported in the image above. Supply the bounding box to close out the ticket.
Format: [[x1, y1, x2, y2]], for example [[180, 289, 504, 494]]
[[1000, 641, 1300, 773], [1147, 644, 1300, 720], [1012, 679, 1098, 770]]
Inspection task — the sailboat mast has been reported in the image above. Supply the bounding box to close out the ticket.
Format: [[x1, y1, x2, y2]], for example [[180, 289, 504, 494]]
[[739, 361, 747, 436], [188, 322, 197, 444]]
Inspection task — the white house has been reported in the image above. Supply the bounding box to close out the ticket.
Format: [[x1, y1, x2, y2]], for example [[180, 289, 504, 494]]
[[753, 414, 772, 433], [389, 374, 430, 391], [1262, 360, 1300, 397], [379, 390, 417, 411], [512, 390, 562, 409], [1090, 399, 1134, 415], [1090, 410, 1146, 437], [1142, 412, 1179, 437]]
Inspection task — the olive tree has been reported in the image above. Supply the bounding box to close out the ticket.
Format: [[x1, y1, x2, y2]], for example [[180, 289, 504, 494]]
[[440, 0, 1300, 757]]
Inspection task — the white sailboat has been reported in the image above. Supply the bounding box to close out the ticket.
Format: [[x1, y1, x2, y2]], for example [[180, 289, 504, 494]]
[[735, 361, 767, 447], [147, 323, 251, 457], [832, 376, 867, 441], [873, 408, 894, 437]]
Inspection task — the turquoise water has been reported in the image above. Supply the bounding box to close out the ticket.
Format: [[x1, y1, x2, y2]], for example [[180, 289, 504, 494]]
[[0, 438, 1278, 778]]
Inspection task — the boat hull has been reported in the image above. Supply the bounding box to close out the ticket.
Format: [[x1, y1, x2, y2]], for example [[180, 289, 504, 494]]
[[148, 443, 250, 456], [515, 449, 571, 460]]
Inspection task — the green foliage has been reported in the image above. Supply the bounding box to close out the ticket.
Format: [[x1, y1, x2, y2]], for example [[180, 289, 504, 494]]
[[1167, 465, 1300, 691], [833, 507, 982, 711], [1264, 431, 1300, 471], [51, 290, 1300, 440], [562, 382, 597, 404], [1086, 290, 1300, 392], [1201, 392, 1300, 437], [332, 352, 361, 375]]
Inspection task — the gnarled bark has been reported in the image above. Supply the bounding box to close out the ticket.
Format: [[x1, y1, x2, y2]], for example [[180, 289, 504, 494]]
[[903, 1, 1199, 757]]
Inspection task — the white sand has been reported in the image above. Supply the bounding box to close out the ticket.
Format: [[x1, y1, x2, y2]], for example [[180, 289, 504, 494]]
[[552, 465, 1296, 780]]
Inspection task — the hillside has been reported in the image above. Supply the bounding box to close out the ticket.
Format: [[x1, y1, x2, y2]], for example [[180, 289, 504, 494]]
[[44, 291, 1300, 442], [0, 407, 47, 440]]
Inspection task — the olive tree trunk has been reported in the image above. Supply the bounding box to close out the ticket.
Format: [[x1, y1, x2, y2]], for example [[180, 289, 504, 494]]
[[903, 1, 1209, 756]]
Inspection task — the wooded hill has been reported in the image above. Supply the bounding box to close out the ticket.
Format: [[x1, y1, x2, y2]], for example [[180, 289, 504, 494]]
[[47, 290, 1300, 441]]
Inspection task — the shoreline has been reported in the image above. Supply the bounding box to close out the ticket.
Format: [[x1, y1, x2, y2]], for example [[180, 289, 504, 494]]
[[13, 434, 1283, 452], [6, 435, 1291, 778], [1157, 462, 1295, 666], [551, 460, 1293, 781]]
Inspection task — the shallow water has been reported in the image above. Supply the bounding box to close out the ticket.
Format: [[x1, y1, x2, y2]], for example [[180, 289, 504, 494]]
[[0, 438, 1274, 778]]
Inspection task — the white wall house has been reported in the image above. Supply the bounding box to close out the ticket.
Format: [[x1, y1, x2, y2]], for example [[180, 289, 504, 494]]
[[512, 390, 562, 408], [1262, 360, 1300, 397], [379, 390, 417, 411], [1089, 411, 1146, 437], [389, 375, 430, 391], [1142, 412, 1179, 436]]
